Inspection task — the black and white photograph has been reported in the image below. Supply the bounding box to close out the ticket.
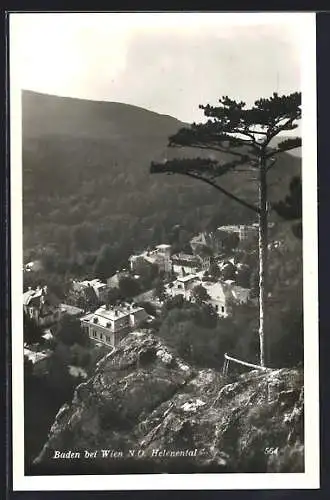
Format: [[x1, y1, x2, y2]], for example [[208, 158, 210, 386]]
[[9, 12, 319, 490]]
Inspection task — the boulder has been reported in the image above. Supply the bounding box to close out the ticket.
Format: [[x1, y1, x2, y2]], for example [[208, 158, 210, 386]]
[[33, 332, 304, 474]]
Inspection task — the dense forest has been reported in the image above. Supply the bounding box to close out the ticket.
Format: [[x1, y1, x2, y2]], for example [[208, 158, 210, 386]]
[[22, 91, 303, 469], [22, 90, 301, 286]]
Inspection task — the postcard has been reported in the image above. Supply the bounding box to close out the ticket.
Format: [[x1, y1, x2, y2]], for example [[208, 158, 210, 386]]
[[9, 11, 319, 491]]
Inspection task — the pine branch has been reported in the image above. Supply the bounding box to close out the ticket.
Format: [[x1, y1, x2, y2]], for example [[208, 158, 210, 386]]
[[181, 172, 259, 213], [168, 126, 259, 163], [150, 159, 259, 213], [266, 137, 302, 158], [150, 157, 257, 179], [170, 142, 256, 162]]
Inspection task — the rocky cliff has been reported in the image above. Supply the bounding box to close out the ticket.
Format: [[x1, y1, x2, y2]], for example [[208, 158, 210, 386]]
[[33, 331, 304, 474]]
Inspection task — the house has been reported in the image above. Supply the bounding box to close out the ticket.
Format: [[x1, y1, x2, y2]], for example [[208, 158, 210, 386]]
[[129, 253, 155, 275], [200, 280, 251, 317], [80, 303, 149, 347], [24, 260, 43, 273], [190, 232, 223, 256], [129, 244, 172, 275], [60, 303, 84, 318], [23, 286, 62, 327], [171, 253, 207, 276], [88, 279, 108, 302], [153, 244, 172, 273], [24, 347, 52, 376], [133, 289, 156, 303], [166, 274, 201, 301], [216, 222, 276, 246], [200, 281, 230, 317], [165, 271, 250, 318], [106, 271, 130, 288], [216, 224, 258, 246], [72, 278, 108, 303]]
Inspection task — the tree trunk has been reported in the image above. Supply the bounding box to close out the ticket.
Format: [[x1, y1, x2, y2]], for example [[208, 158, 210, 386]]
[[258, 155, 268, 367]]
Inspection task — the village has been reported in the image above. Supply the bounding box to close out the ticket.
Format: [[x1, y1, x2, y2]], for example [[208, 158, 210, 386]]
[[23, 222, 277, 371]]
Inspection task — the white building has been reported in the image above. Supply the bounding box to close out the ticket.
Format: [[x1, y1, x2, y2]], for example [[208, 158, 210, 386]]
[[200, 281, 229, 317], [216, 222, 275, 244], [80, 303, 148, 347], [217, 224, 258, 243], [24, 260, 43, 273], [166, 274, 201, 301], [171, 253, 207, 276], [165, 273, 250, 318], [190, 232, 223, 255], [24, 347, 52, 375], [23, 286, 62, 327], [106, 271, 130, 288], [200, 281, 249, 317], [60, 303, 84, 318], [129, 244, 172, 274], [72, 278, 108, 302]]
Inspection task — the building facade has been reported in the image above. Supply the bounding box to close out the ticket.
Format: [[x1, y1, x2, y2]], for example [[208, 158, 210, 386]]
[[216, 224, 258, 244], [165, 272, 250, 318], [80, 303, 148, 347], [129, 244, 172, 275], [23, 286, 62, 327], [171, 253, 207, 276], [166, 274, 201, 301], [60, 303, 84, 318], [72, 278, 108, 303], [190, 232, 223, 256]]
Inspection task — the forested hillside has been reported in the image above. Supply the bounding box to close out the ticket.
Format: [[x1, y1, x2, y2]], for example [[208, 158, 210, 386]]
[[22, 90, 301, 280]]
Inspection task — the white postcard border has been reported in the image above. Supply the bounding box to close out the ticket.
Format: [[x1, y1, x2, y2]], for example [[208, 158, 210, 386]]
[[9, 11, 319, 491]]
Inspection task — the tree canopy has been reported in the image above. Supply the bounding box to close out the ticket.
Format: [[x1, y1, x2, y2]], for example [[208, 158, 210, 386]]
[[150, 92, 302, 368], [191, 284, 211, 305], [151, 92, 301, 209], [273, 176, 302, 239]]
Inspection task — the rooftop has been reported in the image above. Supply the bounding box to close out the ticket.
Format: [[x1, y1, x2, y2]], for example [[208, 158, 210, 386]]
[[78, 279, 106, 289], [198, 280, 249, 303], [24, 348, 51, 364], [60, 303, 84, 316], [177, 274, 199, 283], [81, 303, 145, 326], [155, 244, 171, 250], [23, 286, 59, 306], [23, 289, 39, 305], [171, 253, 200, 263]]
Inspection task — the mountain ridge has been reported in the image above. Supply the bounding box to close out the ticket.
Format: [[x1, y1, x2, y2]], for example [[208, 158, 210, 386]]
[[22, 89, 183, 122], [22, 90, 301, 277], [22, 89, 302, 156]]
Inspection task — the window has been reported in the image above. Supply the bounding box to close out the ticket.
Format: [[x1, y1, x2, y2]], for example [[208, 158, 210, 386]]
[[221, 306, 225, 313], [100, 333, 103, 340], [215, 305, 219, 311]]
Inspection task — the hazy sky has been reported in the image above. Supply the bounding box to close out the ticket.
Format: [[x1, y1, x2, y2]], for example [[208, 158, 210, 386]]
[[10, 13, 306, 122]]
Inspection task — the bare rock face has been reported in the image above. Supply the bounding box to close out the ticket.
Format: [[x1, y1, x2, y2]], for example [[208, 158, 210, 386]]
[[33, 332, 304, 474]]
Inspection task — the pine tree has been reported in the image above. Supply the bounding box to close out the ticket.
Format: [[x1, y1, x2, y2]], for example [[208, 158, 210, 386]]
[[150, 92, 301, 367]]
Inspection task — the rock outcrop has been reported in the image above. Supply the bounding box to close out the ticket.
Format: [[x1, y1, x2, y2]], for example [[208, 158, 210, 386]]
[[33, 331, 304, 474]]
